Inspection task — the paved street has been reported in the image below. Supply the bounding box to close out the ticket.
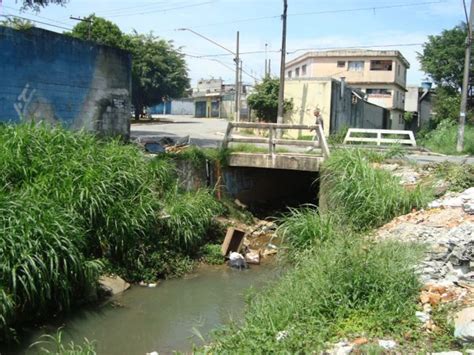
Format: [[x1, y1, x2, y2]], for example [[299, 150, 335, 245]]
[[131, 115, 228, 148], [131, 115, 474, 165]]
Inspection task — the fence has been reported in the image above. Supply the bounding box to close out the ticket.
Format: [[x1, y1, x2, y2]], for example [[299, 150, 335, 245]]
[[343, 128, 417, 147], [222, 122, 330, 158]]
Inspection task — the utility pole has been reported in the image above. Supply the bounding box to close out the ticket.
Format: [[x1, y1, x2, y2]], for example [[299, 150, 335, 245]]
[[457, 0, 474, 152], [276, 0, 288, 131], [264, 43, 268, 77], [234, 31, 240, 123], [70, 16, 93, 40]]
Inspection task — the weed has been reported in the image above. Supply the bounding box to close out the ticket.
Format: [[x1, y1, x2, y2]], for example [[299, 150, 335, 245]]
[[209, 238, 423, 352], [201, 244, 225, 265], [29, 330, 96, 355], [432, 162, 474, 192], [420, 120, 474, 155], [322, 149, 431, 231]]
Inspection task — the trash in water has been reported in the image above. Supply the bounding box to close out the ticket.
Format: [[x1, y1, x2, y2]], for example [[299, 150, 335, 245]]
[[228, 252, 248, 269]]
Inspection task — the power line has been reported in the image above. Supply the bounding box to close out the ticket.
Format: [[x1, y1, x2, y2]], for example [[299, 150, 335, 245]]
[[184, 53, 258, 81], [106, 1, 215, 18], [93, 0, 172, 16], [185, 42, 425, 58], [2, 4, 72, 26], [176, 0, 445, 30], [0, 13, 72, 31]]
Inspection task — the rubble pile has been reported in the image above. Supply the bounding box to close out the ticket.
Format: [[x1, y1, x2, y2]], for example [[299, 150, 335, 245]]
[[377, 188, 474, 287]]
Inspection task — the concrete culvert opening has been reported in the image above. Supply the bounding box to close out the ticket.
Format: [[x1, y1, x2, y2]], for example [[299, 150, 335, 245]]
[[223, 167, 319, 216]]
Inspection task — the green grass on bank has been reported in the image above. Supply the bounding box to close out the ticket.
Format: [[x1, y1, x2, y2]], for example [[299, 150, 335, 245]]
[[420, 120, 474, 155], [323, 149, 431, 231], [0, 124, 222, 341], [206, 148, 435, 352]]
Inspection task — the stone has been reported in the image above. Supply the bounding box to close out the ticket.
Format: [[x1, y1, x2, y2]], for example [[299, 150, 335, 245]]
[[416, 311, 430, 323], [432, 352, 463, 355], [245, 250, 261, 265], [275, 330, 289, 341], [454, 307, 474, 343], [464, 203, 474, 215], [99, 275, 130, 296], [327, 341, 353, 355], [377, 339, 396, 350]]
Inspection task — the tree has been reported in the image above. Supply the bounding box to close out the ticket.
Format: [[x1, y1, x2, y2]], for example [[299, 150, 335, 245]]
[[69, 15, 124, 48], [1, 17, 34, 30], [69, 15, 190, 119], [128, 33, 189, 119], [418, 23, 467, 91], [20, 0, 67, 10], [247, 76, 293, 122]]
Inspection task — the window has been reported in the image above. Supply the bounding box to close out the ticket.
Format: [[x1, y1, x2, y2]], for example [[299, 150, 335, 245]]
[[397, 64, 401, 76], [288, 70, 292, 78], [370, 60, 392, 71], [337, 61, 346, 68], [366, 88, 391, 96], [399, 114, 404, 125], [396, 90, 399, 103], [348, 61, 364, 72], [295, 67, 300, 77], [301, 64, 307, 76]]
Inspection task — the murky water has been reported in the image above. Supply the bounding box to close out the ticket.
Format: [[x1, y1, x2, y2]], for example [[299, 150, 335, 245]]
[[13, 263, 279, 355]]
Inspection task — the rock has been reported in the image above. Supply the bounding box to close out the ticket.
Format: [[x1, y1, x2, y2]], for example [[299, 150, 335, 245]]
[[275, 330, 289, 341], [352, 337, 368, 346], [146, 352, 159, 355], [454, 307, 474, 343], [377, 339, 396, 350], [416, 311, 430, 323], [228, 253, 248, 269], [245, 250, 261, 265], [432, 352, 463, 355], [327, 341, 353, 355], [464, 203, 474, 215], [99, 275, 130, 296]]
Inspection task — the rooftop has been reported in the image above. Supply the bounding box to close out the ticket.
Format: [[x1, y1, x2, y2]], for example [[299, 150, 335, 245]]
[[286, 49, 410, 68]]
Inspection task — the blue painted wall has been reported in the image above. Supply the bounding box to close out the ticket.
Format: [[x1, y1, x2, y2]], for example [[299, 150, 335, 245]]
[[0, 26, 132, 137]]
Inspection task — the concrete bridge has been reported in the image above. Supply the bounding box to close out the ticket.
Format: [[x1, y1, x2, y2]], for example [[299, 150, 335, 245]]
[[221, 122, 330, 172]]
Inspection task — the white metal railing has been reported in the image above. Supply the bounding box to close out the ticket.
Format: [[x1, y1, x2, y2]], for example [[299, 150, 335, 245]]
[[222, 122, 330, 158], [343, 128, 416, 147]]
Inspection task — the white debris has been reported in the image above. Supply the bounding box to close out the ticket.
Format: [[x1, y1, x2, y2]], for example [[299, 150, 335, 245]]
[[377, 339, 396, 350]]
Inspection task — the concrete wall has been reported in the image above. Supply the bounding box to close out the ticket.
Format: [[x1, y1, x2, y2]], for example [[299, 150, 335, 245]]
[[284, 78, 388, 136], [283, 78, 333, 137], [0, 26, 131, 138], [170, 99, 194, 115]]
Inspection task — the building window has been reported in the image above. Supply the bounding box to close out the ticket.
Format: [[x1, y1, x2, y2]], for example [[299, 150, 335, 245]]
[[366, 88, 391, 96], [337, 61, 346, 68], [396, 90, 399, 103], [370, 60, 393, 71], [301, 64, 307, 76], [288, 70, 292, 78], [348, 61, 364, 72], [399, 113, 404, 125], [295, 67, 300, 77], [397, 64, 401, 76]]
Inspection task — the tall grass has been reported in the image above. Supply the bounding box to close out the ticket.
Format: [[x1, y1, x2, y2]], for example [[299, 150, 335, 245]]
[[420, 120, 474, 155], [322, 149, 431, 231], [210, 236, 423, 352], [0, 124, 221, 341]]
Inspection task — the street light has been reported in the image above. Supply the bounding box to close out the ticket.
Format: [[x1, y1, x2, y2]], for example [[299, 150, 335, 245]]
[[177, 28, 241, 122]]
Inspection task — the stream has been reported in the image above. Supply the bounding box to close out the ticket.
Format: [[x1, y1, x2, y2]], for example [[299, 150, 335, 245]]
[[12, 262, 279, 355]]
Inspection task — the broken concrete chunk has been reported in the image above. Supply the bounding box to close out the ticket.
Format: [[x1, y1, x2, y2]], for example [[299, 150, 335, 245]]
[[377, 339, 396, 350], [454, 307, 474, 344], [245, 250, 261, 265]]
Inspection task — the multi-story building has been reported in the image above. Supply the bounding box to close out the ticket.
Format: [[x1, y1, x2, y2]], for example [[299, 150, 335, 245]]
[[285, 50, 410, 129]]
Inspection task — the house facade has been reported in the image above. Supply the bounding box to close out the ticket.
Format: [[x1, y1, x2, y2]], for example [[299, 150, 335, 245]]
[[285, 50, 409, 130], [193, 78, 251, 119], [405, 83, 434, 131]]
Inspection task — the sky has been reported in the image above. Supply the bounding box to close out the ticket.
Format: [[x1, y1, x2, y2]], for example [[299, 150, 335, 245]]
[[0, 0, 468, 87]]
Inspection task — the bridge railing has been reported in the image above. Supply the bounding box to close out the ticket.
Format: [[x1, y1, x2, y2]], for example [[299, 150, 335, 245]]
[[222, 122, 330, 158], [343, 128, 417, 147]]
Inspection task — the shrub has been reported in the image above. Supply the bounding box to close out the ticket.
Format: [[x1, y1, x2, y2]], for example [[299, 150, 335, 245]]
[[201, 244, 225, 265]]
